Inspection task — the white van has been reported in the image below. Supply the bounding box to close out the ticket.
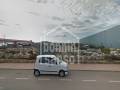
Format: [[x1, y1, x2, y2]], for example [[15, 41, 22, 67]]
[[34, 55, 69, 77]]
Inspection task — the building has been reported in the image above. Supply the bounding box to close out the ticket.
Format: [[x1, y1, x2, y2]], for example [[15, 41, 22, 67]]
[[80, 25, 120, 48], [0, 38, 33, 48]]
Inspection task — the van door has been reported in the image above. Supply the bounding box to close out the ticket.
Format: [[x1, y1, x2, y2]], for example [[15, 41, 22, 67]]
[[38, 57, 49, 74], [47, 58, 59, 74]]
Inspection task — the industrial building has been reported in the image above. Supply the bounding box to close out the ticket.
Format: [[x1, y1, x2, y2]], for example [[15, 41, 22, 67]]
[[80, 25, 120, 48]]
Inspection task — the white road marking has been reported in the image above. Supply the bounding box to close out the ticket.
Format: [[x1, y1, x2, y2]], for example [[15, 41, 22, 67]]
[[0, 77, 5, 79], [59, 78, 72, 81], [109, 80, 120, 83], [16, 78, 29, 80], [82, 80, 96, 82], [38, 78, 51, 81]]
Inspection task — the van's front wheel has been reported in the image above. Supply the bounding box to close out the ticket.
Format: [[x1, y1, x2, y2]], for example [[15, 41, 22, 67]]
[[59, 70, 65, 77], [34, 70, 40, 77]]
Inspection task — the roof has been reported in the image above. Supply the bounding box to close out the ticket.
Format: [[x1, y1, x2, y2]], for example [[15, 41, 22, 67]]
[[37, 55, 56, 58]]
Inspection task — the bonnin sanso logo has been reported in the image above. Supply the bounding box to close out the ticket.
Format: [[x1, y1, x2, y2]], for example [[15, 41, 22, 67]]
[[40, 26, 81, 64]]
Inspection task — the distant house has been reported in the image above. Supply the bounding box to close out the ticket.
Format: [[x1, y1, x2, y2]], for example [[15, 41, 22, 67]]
[[0, 38, 33, 48]]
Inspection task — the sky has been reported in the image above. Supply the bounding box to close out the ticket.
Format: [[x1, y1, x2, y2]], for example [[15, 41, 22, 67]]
[[0, 0, 120, 42]]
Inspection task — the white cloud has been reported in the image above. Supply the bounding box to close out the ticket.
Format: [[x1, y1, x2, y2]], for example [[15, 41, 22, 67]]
[[0, 0, 120, 42]]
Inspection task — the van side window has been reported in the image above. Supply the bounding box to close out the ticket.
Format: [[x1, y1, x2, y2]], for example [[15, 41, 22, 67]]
[[41, 57, 49, 64], [39, 57, 56, 64], [49, 59, 56, 64], [48, 58, 56, 64]]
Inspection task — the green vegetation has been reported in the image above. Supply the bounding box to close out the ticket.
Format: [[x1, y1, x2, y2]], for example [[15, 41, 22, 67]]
[[101, 48, 110, 54]]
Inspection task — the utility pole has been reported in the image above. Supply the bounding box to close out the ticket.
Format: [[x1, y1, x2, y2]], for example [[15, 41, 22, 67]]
[[3, 34, 6, 59]]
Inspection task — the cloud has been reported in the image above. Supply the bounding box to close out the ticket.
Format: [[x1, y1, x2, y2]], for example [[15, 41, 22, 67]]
[[0, 0, 120, 42], [47, 0, 120, 42]]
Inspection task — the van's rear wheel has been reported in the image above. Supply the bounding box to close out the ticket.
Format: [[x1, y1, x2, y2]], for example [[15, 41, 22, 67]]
[[34, 70, 40, 77], [59, 70, 65, 77]]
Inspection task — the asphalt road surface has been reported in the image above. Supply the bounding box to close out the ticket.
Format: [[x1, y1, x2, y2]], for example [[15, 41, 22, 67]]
[[0, 70, 120, 90]]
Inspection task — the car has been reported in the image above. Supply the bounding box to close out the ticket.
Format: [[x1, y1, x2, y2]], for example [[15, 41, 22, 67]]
[[34, 55, 69, 77]]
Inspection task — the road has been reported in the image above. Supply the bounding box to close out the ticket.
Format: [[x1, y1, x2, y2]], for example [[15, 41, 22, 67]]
[[0, 70, 120, 90]]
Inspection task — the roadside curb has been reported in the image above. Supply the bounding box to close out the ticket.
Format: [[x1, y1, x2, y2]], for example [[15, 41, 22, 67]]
[[0, 68, 120, 72], [0, 68, 33, 70], [0, 63, 120, 72]]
